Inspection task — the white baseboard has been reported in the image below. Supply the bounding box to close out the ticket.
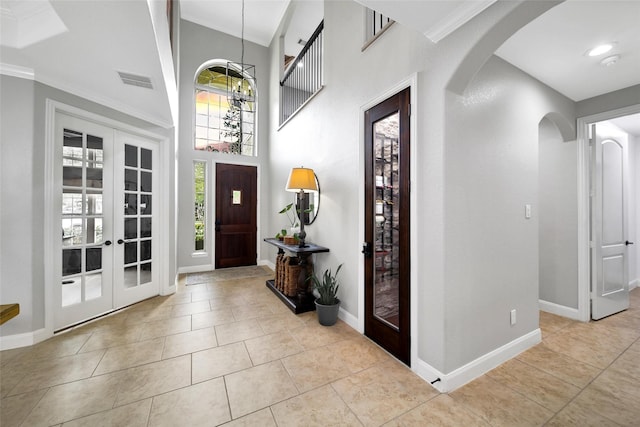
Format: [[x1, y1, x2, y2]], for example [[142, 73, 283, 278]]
[[630, 279, 639, 291], [539, 299, 581, 320], [258, 259, 275, 270], [414, 329, 541, 393], [338, 307, 362, 333], [0, 327, 50, 351], [177, 264, 214, 274]]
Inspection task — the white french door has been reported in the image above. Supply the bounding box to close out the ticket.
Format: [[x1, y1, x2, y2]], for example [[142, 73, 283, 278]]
[[591, 123, 630, 320], [54, 114, 158, 330]]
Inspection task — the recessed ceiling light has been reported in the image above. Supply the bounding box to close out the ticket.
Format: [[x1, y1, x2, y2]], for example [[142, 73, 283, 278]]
[[587, 43, 614, 57], [600, 55, 620, 67]]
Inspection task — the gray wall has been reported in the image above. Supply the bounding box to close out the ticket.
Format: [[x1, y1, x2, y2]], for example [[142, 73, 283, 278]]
[[1, 75, 36, 335], [176, 20, 271, 271], [576, 85, 640, 118], [538, 118, 579, 308]]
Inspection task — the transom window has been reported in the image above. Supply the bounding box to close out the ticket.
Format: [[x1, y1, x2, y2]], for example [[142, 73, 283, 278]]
[[194, 62, 256, 156]]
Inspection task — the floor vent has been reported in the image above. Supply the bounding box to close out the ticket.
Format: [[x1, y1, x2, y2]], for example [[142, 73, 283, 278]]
[[117, 71, 153, 89]]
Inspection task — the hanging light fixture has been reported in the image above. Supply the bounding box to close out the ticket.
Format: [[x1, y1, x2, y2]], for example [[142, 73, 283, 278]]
[[226, 0, 255, 108]]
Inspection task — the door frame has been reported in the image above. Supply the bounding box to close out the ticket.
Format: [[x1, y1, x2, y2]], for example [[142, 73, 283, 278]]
[[358, 73, 418, 366], [577, 103, 640, 322], [44, 100, 172, 337]]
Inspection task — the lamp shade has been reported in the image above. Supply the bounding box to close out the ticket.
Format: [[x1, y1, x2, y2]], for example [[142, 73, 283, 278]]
[[285, 167, 318, 192]]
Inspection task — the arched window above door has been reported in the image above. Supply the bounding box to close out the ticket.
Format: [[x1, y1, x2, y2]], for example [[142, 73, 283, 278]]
[[194, 60, 256, 156]]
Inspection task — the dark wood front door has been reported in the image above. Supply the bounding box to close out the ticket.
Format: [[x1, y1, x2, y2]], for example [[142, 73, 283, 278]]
[[364, 87, 411, 365], [215, 163, 257, 268]]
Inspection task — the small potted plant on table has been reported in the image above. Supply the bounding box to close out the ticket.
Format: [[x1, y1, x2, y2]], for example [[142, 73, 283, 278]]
[[307, 264, 342, 326]]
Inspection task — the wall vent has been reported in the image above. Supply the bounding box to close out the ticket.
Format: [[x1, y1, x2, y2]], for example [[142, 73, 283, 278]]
[[117, 71, 153, 89]]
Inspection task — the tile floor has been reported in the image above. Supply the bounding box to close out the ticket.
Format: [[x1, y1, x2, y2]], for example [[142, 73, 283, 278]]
[[1, 267, 639, 426]]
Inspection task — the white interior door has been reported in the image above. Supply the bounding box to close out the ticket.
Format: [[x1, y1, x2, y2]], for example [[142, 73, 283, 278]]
[[591, 123, 630, 320], [55, 114, 114, 330], [113, 132, 159, 308]]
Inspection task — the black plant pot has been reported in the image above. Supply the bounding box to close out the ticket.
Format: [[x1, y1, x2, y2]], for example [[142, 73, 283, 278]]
[[315, 298, 340, 326]]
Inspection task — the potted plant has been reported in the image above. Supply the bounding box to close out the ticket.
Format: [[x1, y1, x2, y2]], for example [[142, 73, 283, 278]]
[[307, 264, 342, 326]]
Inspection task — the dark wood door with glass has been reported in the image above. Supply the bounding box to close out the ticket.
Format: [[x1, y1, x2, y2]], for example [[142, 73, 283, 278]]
[[364, 87, 411, 365], [215, 163, 257, 268]]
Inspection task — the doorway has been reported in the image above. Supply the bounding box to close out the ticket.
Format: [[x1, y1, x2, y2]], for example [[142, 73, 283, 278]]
[[55, 113, 159, 330], [363, 87, 411, 365], [214, 163, 257, 268]]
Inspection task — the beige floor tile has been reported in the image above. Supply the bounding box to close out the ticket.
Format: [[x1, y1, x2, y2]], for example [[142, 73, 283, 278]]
[[245, 331, 304, 365], [192, 342, 253, 383], [61, 399, 152, 427], [0, 366, 24, 398], [20, 331, 92, 360], [332, 360, 439, 426], [78, 324, 143, 353], [516, 342, 601, 388], [289, 320, 359, 350], [9, 349, 105, 396], [171, 300, 212, 317], [0, 388, 48, 427], [215, 319, 265, 345], [608, 348, 640, 381], [123, 304, 174, 324], [137, 315, 192, 341], [385, 394, 489, 427], [148, 378, 230, 426], [231, 303, 277, 321], [543, 331, 621, 369], [272, 384, 362, 427], [21, 371, 124, 426], [0, 347, 28, 367], [162, 327, 218, 359], [222, 408, 276, 426], [566, 321, 638, 350], [539, 311, 575, 337], [257, 312, 307, 334], [114, 355, 191, 407], [225, 360, 299, 419], [192, 307, 236, 329], [94, 338, 164, 375], [327, 336, 388, 373], [487, 358, 580, 412], [592, 368, 640, 400], [282, 346, 352, 393], [545, 400, 619, 427], [572, 383, 640, 426], [449, 376, 553, 427]]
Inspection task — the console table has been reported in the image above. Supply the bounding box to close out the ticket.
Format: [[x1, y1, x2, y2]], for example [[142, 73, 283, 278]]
[[264, 238, 329, 314]]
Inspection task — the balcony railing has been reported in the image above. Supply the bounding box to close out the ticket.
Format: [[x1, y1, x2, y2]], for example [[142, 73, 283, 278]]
[[280, 20, 324, 126]]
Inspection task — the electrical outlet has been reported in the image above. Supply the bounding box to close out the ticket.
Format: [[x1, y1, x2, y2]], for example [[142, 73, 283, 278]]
[[510, 309, 517, 326]]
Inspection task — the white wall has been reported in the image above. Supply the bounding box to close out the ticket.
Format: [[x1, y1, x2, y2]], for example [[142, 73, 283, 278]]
[[176, 21, 271, 272], [538, 118, 579, 309], [634, 134, 640, 287]]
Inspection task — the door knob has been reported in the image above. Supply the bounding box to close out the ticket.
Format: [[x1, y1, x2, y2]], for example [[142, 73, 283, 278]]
[[626, 241, 635, 246], [117, 239, 125, 244], [215, 220, 221, 232], [104, 240, 112, 246]]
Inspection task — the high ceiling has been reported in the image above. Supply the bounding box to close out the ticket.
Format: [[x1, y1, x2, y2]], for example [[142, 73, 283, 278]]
[[1, 0, 639, 130]]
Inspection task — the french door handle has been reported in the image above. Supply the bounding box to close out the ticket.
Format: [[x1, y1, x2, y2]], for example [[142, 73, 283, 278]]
[[627, 241, 635, 246], [117, 239, 125, 244], [104, 240, 112, 246]]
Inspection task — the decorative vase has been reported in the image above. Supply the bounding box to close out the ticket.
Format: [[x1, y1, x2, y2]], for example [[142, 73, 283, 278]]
[[315, 298, 340, 326]]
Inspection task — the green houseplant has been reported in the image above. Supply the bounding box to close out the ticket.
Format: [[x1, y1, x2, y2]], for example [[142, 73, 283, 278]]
[[307, 264, 342, 326]]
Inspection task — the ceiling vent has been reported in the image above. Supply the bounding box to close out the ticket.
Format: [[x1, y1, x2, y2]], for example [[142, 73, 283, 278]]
[[117, 71, 153, 89]]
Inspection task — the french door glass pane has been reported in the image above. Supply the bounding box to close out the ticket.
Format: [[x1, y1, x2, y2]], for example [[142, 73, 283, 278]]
[[61, 128, 105, 307], [122, 144, 153, 289], [373, 112, 400, 329]]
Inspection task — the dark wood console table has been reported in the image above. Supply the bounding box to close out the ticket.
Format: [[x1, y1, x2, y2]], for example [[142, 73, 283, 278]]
[[264, 238, 329, 314]]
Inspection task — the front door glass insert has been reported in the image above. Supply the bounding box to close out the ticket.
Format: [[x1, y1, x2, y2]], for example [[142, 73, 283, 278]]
[[373, 113, 400, 329]]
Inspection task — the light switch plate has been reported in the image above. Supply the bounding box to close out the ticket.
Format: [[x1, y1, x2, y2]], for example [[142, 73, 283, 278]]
[[525, 204, 532, 219]]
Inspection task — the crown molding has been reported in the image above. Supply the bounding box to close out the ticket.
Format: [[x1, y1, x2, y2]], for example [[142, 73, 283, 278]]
[[425, 0, 496, 43], [0, 63, 35, 80]]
